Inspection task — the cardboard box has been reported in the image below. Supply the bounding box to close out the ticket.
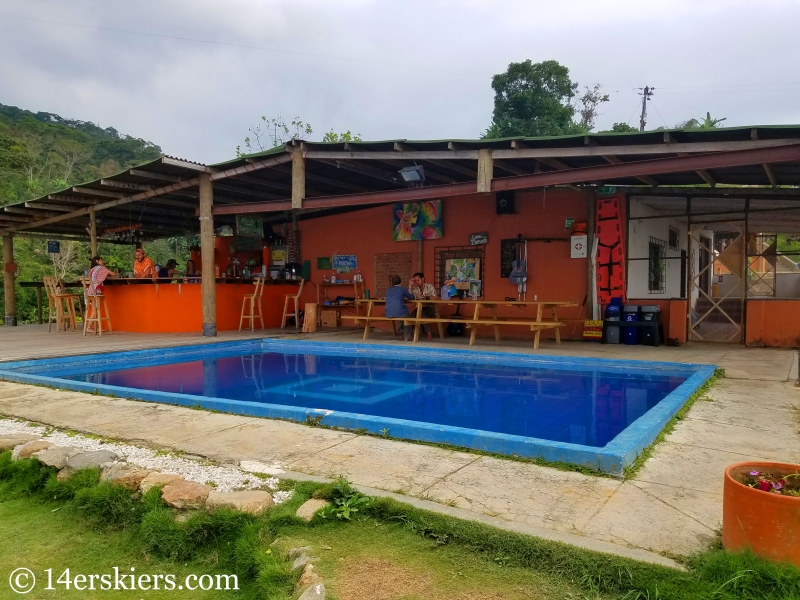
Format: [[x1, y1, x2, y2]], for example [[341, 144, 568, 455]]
[[321, 309, 339, 328]]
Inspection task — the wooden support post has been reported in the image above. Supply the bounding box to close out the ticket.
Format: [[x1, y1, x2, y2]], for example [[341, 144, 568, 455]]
[[88, 206, 98, 256], [198, 173, 217, 337], [3, 234, 17, 326], [477, 148, 493, 193], [291, 147, 305, 209]]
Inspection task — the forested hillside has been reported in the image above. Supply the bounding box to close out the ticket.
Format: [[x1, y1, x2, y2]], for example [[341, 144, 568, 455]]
[[0, 104, 165, 323], [0, 103, 162, 205]]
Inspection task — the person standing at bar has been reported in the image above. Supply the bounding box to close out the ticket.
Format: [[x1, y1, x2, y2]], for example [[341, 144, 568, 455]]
[[133, 248, 155, 279]]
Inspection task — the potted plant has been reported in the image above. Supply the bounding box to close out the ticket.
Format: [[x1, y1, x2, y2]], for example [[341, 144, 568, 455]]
[[723, 461, 800, 567]]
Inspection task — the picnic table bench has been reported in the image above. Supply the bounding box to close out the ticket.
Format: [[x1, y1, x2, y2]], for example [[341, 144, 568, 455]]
[[342, 298, 575, 349]]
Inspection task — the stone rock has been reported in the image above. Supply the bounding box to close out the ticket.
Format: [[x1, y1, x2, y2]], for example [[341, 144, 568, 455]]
[[35, 446, 83, 469], [65, 450, 119, 471], [12, 440, 51, 460], [288, 546, 313, 558], [295, 498, 330, 522], [297, 563, 321, 589], [139, 473, 183, 494], [100, 463, 152, 491], [298, 583, 326, 600], [161, 480, 212, 509], [0, 434, 40, 451], [239, 460, 284, 475], [205, 490, 274, 515], [291, 554, 319, 571]]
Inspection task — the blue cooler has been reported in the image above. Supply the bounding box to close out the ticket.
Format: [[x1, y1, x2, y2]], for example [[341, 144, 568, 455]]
[[623, 305, 640, 345]]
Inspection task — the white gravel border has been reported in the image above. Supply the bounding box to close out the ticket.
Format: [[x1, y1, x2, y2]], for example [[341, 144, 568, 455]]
[[0, 417, 292, 504]]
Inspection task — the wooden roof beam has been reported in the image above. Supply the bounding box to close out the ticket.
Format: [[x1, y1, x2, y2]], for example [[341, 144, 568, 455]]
[[128, 169, 182, 182], [664, 132, 716, 187], [99, 179, 152, 191], [71, 186, 125, 198], [315, 158, 401, 185], [46, 195, 99, 205], [397, 142, 476, 179], [493, 160, 527, 176], [762, 163, 778, 187], [24, 202, 76, 212], [265, 163, 371, 193], [602, 155, 658, 186]]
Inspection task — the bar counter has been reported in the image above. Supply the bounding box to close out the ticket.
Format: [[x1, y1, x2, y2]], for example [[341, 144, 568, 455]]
[[98, 278, 300, 333]]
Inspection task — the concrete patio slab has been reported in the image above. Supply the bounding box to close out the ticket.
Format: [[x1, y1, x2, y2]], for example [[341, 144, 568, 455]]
[[421, 456, 621, 533], [287, 435, 480, 495], [578, 481, 719, 557], [175, 419, 357, 465]]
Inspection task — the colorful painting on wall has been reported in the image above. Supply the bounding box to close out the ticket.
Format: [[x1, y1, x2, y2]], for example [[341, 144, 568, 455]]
[[393, 200, 443, 241]]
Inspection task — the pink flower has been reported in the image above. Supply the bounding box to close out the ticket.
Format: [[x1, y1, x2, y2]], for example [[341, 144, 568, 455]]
[[749, 471, 760, 476]]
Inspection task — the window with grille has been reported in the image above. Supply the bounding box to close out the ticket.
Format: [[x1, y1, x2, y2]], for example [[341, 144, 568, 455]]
[[648, 237, 666, 293], [668, 226, 680, 250]]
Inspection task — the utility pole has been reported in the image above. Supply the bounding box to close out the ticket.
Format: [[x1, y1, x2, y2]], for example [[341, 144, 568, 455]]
[[638, 86, 655, 132]]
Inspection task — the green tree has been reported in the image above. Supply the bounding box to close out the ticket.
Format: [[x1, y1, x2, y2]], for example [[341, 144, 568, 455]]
[[601, 122, 639, 133], [484, 60, 585, 138], [320, 130, 362, 143], [678, 112, 727, 130], [236, 116, 363, 156]]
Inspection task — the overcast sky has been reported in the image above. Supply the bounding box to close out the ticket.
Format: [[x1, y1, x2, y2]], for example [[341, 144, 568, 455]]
[[2, 0, 799, 164]]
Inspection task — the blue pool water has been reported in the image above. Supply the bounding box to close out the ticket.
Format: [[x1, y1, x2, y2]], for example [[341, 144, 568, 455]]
[[0, 341, 715, 473]]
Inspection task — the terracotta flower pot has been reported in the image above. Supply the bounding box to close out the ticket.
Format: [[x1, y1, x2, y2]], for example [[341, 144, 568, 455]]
[[723, 461, 800, 567]]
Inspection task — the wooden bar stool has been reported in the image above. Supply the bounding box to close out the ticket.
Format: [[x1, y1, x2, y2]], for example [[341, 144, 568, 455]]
[[281, 279, 305, 329], [42, 277, 80, 332], [239, 277, 265, 331], [80, 277, 112, 336]]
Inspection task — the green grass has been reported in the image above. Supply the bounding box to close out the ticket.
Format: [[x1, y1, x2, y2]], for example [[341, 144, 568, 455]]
[[2, 453, 799, 600], [0, 499, 241, 599], [623, 367, 723, 479]]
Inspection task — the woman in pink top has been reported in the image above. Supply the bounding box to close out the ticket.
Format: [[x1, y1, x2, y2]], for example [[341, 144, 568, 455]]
[[86, 256, 116, 332], [88, 256, 114, 296]]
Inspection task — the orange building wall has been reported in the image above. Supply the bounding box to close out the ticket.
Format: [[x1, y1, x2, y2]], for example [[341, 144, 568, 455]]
[[102, 282, 297, 333], [745, 300, 800, 347], [298, 189, 591, 340]]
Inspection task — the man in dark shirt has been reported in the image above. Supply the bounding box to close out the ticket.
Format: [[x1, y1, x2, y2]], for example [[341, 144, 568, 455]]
[[385, 274, 416, 341]]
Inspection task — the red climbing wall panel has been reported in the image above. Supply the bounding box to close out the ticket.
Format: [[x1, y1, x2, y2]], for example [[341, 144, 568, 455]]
[[595, 197, 626, 304]]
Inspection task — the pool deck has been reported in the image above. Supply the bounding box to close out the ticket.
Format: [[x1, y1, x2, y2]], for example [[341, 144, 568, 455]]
[[1, 324, 798, 567]]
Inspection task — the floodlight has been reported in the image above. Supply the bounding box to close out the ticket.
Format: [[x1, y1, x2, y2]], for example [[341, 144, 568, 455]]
[[399, 165, 425, 183]]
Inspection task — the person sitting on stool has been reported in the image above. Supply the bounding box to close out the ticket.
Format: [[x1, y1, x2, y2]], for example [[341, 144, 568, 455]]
[[385, 274, 417, 341]]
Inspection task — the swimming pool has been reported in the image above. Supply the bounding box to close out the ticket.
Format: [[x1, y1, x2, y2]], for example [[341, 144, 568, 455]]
[[0, 340, 715, 475]]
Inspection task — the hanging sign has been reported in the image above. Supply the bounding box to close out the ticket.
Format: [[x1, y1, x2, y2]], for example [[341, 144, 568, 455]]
[[565, 218, 575, 230], [317, 256, 332, 270], [47, 240, 61, 254], [469, 232, 489, 246], [332, 254, 357, 271], [598, 186, 617, 196]]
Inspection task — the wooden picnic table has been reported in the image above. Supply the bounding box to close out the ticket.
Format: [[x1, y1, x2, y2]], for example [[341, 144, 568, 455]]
[[348, 298, 576, 348]]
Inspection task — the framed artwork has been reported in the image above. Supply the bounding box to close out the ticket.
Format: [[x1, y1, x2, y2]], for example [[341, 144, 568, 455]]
[[393, 200, 442, 241], [236, 215, 263, 238]]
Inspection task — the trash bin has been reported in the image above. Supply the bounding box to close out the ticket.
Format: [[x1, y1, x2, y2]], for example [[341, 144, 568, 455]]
[[623, 305, 640, 345], [604, 303, 621, 344], [640, 305, 661, 346]]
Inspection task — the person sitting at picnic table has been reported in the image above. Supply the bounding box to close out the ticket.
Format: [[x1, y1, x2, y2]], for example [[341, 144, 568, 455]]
[[85, 255, 116, 332], [184, 259, 200, 282], [385, 274, 417, 341], [133, 248, 155, 279], [157, 259, 180, 279], [409, 272, 436, 341]]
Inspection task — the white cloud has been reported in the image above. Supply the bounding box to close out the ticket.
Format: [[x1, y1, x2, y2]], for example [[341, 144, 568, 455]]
[[1, 0, 798, 163]]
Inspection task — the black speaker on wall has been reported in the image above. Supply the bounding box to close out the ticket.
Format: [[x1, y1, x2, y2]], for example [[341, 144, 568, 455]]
[[496, 191, 515, 215]]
